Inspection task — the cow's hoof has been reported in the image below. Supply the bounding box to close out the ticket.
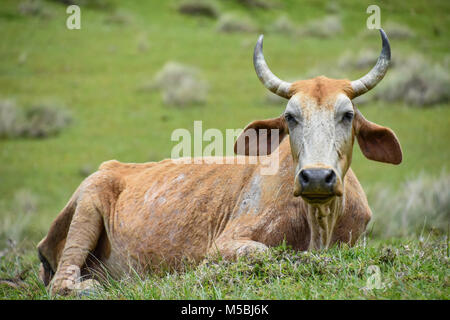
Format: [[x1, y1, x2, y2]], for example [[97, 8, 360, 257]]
[[49, 265, 81, 296]]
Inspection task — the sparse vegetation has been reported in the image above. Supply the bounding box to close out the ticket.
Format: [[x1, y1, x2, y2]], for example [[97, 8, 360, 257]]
[[0, 101, 72, 139], [216, 13, 257, 33], [298, 15, 342, 38], [374, 55, 450, 107], [177, 0, 219, 19], [268, 15, 296, 35], [151, 62, 209, 107], [369, 172, 450, 238]]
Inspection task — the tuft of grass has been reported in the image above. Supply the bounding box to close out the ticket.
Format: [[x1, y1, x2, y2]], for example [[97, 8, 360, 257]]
[[338, 48, 380, 71], [18, 0, 52, 18], [297, 15, 342, 38], [0, 101, 72, 139], [0, 100, 20, 138], [177, 0, 219, 19], [151, 62, 209, 107], [234, 0, 276, 10], [373, 55, 450, 107], [21, 104, 73, 138], [103, 10, 134, 25], [360, 22, 415, 40], [216, 13, 258, 33], [49, 0, 116, 10], [268, 15, 296, 35], [368, 171, 450, 238]]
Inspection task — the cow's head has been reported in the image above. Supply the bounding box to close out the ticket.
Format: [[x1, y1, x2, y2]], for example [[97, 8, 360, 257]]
[[235, 29, 402, 205]]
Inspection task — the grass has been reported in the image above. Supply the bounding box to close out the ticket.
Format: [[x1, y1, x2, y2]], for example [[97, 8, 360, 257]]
[[0, 0, 449, 299], [1, 236, 448, 299]]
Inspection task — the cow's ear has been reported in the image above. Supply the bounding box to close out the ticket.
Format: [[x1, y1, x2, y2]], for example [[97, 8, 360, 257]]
[[234, 116, 288, 156], [354, 109, 402, 164]]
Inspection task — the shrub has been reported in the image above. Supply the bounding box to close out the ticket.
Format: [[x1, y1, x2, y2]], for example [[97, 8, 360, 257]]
[[374, 55, 450, 107], [0, 100, 20, 138], [338, 49, 380, 71], [103, 10, 134, 25], [18, 0, 51, 18], [359, 22, 415, 40], [216, 14, 257, 33], [153, 62, 209, 107], [384, 22, 415, 40], [268, 15, 296, 35], [21, 104, 73, 138], [297, 15, 342, 38], [177, 0, 219, 18], [0, 100, 72, 139], [234, 0, 275, 10], [369, 171, 450, 238], [49, 0, 115, 10]]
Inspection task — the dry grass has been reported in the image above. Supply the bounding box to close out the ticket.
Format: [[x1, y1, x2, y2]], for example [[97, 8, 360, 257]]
[[49, 0, 115, 10], [18, 0, 51, 18], [369, 171, 450, 238], [0, 100, 72, 139], [103, 10, 134, 25], [338, 48, 380, 71], [268, 15, 296, 35], [234, 0, 276, 10], [152, 62, 209, 107], [374, 55, 450, 107], [216, 13, 258, 33], [297, 15, 342, 38], [177, 0, 219, 18]]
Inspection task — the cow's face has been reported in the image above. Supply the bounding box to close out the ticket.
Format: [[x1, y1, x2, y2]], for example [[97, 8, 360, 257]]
[[286, 83, 354, 202], [235, 31, 402, 205]]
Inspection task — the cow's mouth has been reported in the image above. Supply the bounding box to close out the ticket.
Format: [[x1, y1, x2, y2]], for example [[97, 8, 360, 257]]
[[301, 194, 335, 204]]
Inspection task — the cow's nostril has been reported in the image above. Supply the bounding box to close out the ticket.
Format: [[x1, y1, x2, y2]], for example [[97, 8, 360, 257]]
[[325, 170, 336, 185], [299, 170, 309, 184]]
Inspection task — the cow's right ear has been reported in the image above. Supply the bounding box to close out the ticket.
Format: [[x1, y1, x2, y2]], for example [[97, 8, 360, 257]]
[[234, 116, 288, 156]]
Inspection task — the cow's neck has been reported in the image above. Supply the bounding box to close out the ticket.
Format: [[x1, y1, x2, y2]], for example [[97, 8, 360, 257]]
[[305, 195, 344, 250], [276, 139, 345, 250]]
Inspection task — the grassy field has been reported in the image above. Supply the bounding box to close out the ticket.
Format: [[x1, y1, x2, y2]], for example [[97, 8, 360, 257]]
[[0, 0, 449, 299]]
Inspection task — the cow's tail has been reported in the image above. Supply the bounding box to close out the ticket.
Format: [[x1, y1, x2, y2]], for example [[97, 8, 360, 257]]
[[37, 186, 81, 286]]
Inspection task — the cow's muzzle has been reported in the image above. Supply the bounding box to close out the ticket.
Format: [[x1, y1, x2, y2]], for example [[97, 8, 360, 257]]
[[297, 168, 341, 204]]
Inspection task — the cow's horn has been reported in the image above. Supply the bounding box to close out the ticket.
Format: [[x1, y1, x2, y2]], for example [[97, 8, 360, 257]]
[[254, 35, 292, 99], [351, 29, 391, 98]]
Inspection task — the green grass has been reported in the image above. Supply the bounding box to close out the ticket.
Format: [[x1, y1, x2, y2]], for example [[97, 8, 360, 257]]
[[0, 0, 449, 299], [1, 236, 448, 299]]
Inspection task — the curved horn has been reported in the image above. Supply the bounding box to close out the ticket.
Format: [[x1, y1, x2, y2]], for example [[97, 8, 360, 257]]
[[351, 29, 391, 98], [254, 35, 292, 99]]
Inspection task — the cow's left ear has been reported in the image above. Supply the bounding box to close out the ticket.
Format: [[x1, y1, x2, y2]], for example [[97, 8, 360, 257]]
[[234, 116, 288, 156], [354, 109, 402, 165]]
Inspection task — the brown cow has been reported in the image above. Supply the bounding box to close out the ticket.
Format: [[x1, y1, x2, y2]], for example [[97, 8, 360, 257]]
[[37, 29, 402, 295]]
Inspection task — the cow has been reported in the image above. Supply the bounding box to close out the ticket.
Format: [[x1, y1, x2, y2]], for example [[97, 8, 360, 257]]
[[37, 29, 402, 295]]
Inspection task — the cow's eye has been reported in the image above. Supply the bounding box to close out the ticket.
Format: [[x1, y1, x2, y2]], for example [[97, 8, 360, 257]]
[[285, 113, 297, 124], [342, 111, 354, 122]]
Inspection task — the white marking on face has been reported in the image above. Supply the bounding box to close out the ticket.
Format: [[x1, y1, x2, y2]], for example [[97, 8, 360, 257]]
[[285, 93, 354, 179]]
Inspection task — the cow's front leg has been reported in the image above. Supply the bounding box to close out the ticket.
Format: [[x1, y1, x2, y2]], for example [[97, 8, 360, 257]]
[[50, 195, 103, 296], [209, 239, 268, 260]]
